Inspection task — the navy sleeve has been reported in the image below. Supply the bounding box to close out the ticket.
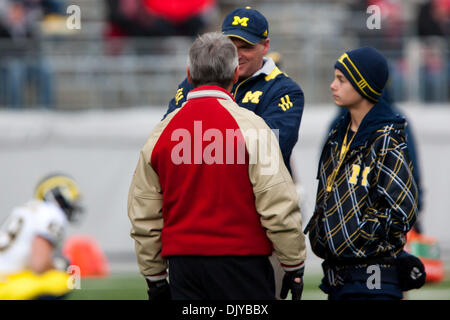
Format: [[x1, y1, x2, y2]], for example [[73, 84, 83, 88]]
[[258, 84, 304, 173], [164, 78, 194, 120]]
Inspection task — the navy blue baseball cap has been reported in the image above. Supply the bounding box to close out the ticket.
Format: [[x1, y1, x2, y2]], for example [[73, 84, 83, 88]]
[[222, 7, 269, 45]]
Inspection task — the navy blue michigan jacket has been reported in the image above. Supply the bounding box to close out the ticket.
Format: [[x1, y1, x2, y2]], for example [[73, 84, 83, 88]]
[[165, 58, 305, 173], [307, 99, 419, 261]]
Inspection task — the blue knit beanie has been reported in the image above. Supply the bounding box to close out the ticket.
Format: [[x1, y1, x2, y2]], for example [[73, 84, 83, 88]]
[[334, 47, 389, 103]]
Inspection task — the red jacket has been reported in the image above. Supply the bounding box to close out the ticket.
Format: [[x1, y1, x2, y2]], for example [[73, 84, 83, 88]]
[[128, 86, 306, 277], [152, 86, 271, 256]]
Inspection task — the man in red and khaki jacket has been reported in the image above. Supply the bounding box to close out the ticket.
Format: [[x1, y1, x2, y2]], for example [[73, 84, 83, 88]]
[[128, 32, 306, 300]]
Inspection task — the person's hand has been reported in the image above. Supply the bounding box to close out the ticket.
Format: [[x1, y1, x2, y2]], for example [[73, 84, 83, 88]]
[[280, 267, 304, 300], [146, 278, 171, 300]]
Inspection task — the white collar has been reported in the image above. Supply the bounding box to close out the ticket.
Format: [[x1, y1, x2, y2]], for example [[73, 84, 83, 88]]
[[186, 89, 233, 101], [251, 57, 276, 78]]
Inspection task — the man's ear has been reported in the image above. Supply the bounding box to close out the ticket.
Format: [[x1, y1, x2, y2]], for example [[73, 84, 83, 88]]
[[262, 38, 270, 55], [232, 66, 240, 84], [186, 67, 192, 84]]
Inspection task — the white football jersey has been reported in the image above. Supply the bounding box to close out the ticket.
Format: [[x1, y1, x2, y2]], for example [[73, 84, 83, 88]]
[[0, 200, 68, 274]]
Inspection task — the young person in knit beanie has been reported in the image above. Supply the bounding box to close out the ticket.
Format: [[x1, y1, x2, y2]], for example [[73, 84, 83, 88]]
[[305, 47, 420, 300]]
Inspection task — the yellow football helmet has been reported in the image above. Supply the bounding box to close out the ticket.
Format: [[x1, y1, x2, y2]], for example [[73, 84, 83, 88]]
[[34, 173, 83, 222]]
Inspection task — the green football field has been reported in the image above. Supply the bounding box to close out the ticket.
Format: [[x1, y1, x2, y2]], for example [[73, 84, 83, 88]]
[[65, 271, 450, 300]]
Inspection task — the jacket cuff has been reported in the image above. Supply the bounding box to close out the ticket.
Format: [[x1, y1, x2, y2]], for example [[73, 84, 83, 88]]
[[145, 271, 167, 282], [281, 261, 304, 273]]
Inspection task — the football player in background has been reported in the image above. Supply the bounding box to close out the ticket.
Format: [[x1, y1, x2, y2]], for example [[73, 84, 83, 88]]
[[0, 173, 83, 300]]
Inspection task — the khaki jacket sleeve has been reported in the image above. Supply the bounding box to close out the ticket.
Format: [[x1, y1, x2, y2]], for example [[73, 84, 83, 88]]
[[250, 128, 307, 268], [219, 100, 307, 268], [128, 147, 165, 277], [127, 109, 182, 277]]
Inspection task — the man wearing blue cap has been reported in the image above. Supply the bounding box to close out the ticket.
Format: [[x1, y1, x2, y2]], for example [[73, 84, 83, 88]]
[[305, 47, 420, 300], [165, 7, 305, 175]]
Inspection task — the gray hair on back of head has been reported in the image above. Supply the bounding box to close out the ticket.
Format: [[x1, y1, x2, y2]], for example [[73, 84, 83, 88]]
[[187, 32, 238, 88]]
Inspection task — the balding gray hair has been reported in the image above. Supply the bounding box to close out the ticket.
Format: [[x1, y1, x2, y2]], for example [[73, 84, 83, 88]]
[[187, 32, 238, 88]]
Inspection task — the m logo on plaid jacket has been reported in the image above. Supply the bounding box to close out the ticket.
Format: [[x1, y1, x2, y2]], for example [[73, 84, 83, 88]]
[[349, 164, 371, 186]]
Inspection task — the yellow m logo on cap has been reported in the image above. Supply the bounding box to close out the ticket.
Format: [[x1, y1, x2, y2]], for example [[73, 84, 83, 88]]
[[232, 16, 249, 27]]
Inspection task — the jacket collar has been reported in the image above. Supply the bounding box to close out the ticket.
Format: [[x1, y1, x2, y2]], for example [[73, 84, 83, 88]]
[[335, 98, 406, 151], [187, 85, 235, 102], [232, 57, 280, 90], [252, 57, 276, 78]]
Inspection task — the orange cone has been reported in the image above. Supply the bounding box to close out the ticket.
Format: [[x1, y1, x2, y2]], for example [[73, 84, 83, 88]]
[[62, 235, 110, 278], [405, 230, 444, 283]]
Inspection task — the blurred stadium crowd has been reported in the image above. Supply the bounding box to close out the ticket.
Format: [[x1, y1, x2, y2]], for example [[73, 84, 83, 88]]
[[0, 0, 449, 109]]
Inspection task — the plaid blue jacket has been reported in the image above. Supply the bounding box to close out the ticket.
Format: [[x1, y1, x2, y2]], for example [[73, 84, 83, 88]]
[[307, 100, 419, 260]]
